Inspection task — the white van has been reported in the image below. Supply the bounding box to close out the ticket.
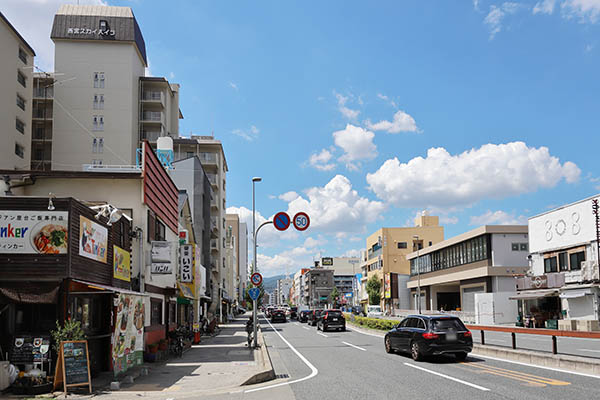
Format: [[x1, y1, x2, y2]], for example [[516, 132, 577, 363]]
[[367, 305, 383, 318]]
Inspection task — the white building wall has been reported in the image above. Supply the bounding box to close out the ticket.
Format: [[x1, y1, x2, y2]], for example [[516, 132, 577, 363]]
[[491, 233, 530, 267], [52, 41, 144, 169]]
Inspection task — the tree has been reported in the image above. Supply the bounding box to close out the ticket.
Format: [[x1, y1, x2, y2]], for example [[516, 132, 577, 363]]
[[331, 287, 340, 308], [244, 282, 265, 310], [366, 275, 381, 305]]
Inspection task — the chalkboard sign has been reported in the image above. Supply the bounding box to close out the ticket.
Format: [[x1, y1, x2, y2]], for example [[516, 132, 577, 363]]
[[53, 340, 91, 395], [10, 337, 34, 364]]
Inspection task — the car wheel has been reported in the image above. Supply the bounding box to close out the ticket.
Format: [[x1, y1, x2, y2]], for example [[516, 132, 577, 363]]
[[341, 327, 346, 332], [411, 341, 422, 361], [384, 336, 393, 354], [455, 352, 468, 362]]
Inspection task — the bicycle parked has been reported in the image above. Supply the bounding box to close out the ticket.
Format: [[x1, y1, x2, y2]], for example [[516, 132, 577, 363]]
[[168, 329, 184, 358]]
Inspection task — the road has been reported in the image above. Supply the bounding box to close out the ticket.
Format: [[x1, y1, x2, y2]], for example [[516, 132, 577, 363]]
[[206, 314, 600, 400]]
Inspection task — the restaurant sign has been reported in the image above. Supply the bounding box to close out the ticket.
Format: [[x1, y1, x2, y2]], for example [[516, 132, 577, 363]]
[[0, 210, 68, 254], [113, 246, 131, 282], [179, 244, 193, 283], [79, 216, 108, 263], [151, 241, 172, 274]]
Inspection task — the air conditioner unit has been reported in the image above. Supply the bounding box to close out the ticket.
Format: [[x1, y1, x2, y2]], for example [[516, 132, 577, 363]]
[[583, 261, 600, 281]]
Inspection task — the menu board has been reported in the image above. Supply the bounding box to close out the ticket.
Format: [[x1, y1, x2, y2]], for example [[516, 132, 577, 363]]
[[10, 337, 34, 364], [53, 340, 91, 394]]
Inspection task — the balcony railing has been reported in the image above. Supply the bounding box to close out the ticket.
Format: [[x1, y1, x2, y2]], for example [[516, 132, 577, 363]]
[[33, 87, 53, 98], [198, 152, 218, 165], [140, 111, 163, 122], [206, 173, 218, 187], [140, 128, 165, 142], [32, 109, 52, 119], [142, 91, 162, 101]]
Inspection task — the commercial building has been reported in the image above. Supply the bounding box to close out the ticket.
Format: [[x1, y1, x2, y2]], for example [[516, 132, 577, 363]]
[[303, 268, 334, 308], [407, 225, 529, 324], [173, 136, 228, 314], [318, 256, 361, 306], [277, 278, 293, 305], [293, 268, 310, 307], [239, 222, 248, 306], [366, 213, 444, 312], [226, 214, 248, 307], [0, 12, 35, 170], [521, 194, 600, 331]]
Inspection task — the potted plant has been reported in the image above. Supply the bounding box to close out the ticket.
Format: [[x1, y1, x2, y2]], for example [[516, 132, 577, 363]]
[[50, 319, 86, 353]]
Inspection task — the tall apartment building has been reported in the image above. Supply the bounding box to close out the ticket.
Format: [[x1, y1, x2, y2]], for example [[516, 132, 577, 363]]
[[174, 136, 228, 313], [304, 268, 334, 308], [31, 73, 54, 170], [366, 213, 444, 312], [0, 12, 35, 170], [239, 222, 248, 305], [46, 5, 181, 170], [293, 268, 310, 307], [277, 278, 293, 305]]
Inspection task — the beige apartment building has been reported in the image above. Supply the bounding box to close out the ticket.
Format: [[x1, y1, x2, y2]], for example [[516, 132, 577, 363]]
[[47, 5, 180, 170], [365, 213, 444, 312], [0, 12, 35, 170], [174, 136, 229, 313]]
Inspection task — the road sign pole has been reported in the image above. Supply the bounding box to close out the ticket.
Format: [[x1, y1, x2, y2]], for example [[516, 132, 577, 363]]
[[253, 221, 273, 348]]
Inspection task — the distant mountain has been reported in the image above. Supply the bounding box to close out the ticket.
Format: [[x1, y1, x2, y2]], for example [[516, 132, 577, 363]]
[[262, 274, 288, 292]]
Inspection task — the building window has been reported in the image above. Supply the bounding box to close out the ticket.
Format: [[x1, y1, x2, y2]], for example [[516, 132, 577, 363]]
[[186, 151, 194, 158], [511, 243, 519, 251], [93, 94, 104, 109], [16, 94, 25, 110], [92, 138, 97, 153], [429, 241, 432, 246], [92, 159, 103, 166], [558, 252, 568, 271], [569, 251, 585, 271], [98, 138, 104, 153], [15, 118, 25, 134], [93, 72, 105, 88], [18, 47, 28, 64], [544, 256, 558, 273], [15, 143, 25, 158], [93, 115, 104, 131], [155, 219, 166, 241], [150, 299, 162, 325], [397, 242, 407, 249], [520, 243, 528, 251], [17, 71, 26, 87]]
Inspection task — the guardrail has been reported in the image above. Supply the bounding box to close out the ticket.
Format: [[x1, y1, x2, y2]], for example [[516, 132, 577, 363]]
[[465, 324, 600, 355]]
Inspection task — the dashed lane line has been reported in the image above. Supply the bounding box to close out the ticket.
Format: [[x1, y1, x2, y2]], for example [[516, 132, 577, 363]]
[[403, 362, 490, 391], [342, 341, 367, 351], [317, 332, 328, 338]]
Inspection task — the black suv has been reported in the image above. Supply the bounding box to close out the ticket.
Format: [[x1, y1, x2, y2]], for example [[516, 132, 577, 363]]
[[317, 309, 346, 332], [384, 315, 472, 361], [270, 309, 286, 323], [307, 309, 323, 326]]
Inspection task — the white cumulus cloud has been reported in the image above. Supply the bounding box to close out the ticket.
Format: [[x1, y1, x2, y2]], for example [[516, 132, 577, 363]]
[[533, 0, 557, 14], [561, 0, 600, 23], [470, 210, 528, 226], [335, 92, 360, 120], [366, 142, 580, 209], [284, 175, 386, 235], [484, 2, 521, 40], [333, 124, 377, 171], [366, 110, 420, 134], [307, 149, 336, 171]]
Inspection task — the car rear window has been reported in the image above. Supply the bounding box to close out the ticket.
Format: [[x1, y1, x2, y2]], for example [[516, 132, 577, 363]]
[[431, 318, 466, 331], [327, 311, 342, 317]]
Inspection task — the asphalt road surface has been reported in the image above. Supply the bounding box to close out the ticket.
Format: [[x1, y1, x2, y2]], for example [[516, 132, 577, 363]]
[[207, 314, 600, 400]]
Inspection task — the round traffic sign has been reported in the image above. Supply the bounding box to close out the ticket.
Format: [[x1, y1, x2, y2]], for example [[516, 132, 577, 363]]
[[273, 212, 291, 231], [293, 212, 310, 231], [250, 272, 263, 286]]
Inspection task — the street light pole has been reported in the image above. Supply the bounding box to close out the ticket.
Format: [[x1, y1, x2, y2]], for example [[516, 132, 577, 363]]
[[251, 177, 261, 348], [413, 235, 421, 314], [253, 220, 272, 348]]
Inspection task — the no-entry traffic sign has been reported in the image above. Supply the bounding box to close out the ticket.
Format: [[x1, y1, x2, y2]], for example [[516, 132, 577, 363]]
[[293, 212, 310, 231], [250, 272, 263, 286], [273, 212, 291, 231]]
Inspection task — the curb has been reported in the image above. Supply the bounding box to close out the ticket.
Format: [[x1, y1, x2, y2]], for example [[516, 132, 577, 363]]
[[241, 328, 276, 385], [472, 344, 600, 376]]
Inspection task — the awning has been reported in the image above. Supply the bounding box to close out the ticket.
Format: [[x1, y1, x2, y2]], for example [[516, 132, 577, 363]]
[[0, 281, 61, 304], [177, 282, 195, 300], [71, 279, 147, 296], [509, 289, 559, 300], [560, 288, 594, 299]]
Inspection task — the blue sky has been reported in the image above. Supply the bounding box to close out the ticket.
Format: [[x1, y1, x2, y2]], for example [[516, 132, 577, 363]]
[[5, 0, 600, 276]]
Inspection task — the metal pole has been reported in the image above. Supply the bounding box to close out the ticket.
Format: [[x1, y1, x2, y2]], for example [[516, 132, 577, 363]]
[[417, 247, 421, 314], [251, 177, 261, 348], [253, 221, 272, 348]]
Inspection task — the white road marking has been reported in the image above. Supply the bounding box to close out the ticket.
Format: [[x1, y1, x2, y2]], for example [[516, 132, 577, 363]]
[[244, 315, 319, 393], [403, 363, 490, 391], [317, 332, 328, 338], [470, 353, 600, 380], [346, 327, 385, 338], [302, 326, 310, 330], [578, 348, 600, 353], [342, 341, 367, 351]]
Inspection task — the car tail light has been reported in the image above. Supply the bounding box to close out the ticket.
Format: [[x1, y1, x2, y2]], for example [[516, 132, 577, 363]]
[[463, 331, 472, 337], [422, 332, 439, 340], [325, 312, 329, 319]]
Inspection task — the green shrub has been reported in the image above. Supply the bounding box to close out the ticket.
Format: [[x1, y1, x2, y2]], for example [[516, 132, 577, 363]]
[[344, 313, 397, 331], [50, 319, 86, 353]]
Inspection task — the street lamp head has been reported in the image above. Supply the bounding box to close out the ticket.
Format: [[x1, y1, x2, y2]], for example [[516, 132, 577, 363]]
[[252, 177, 262, 182]]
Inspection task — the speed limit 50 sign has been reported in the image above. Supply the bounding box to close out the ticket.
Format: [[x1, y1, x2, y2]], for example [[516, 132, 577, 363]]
[[293, 212, 310, 231]]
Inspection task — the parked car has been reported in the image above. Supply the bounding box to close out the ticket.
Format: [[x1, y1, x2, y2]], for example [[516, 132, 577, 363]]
[[290, 306, 298, 319], [367, 305, 383, 318], [351, 306, 365, 316], [298, 310, 311, 322], [271, 309, 287, 323], [307, 309, 323, 326], [265, 307, 274, 318], [384, 315, 473, 361], [317, 309, 346, 332]]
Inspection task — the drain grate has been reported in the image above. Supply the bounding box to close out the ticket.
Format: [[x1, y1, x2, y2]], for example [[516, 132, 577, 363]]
[[276, 374, 290, 379]]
